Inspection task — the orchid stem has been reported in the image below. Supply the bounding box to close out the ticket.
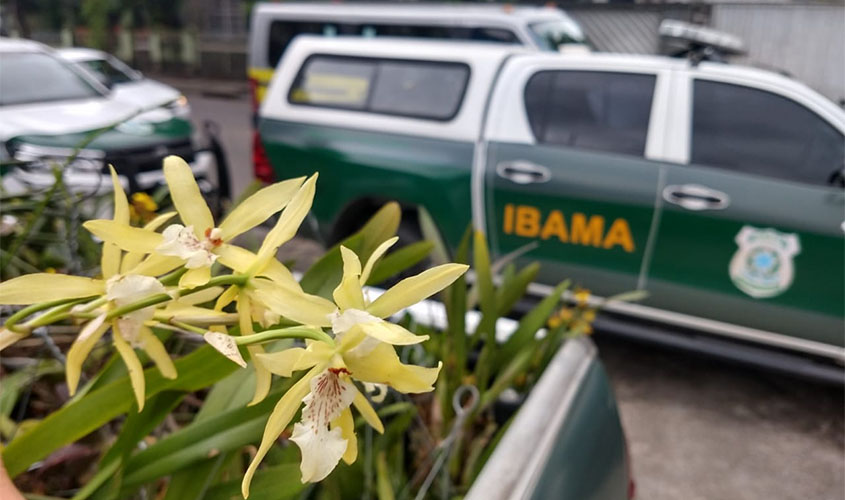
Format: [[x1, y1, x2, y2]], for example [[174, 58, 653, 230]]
[[235, 327, 334, 346], [107, 273, 249, 321], [4, 297, 91, 332], [170, 320, 207, 335]]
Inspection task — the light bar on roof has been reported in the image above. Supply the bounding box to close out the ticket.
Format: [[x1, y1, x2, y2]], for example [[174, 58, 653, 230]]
[[659, 19, 745, 55]]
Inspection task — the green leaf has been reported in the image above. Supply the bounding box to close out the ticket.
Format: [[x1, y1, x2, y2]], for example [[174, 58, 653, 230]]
[[417, 207, 450, 266], [162, 367, 257, 500], [495, 262, 540, 317], [375, 451, 395, 500], [0, 361, 63, 418], [498, 280, 569, 364], [365, 241, 433, 285], [203, 464, 304, 500], [80, 392, 184, 500], [2, 345, 237, 478], [300, 202, 400, 298]]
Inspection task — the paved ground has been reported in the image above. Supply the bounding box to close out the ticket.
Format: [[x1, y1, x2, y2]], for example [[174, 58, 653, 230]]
[[175, 83, 845, 500]]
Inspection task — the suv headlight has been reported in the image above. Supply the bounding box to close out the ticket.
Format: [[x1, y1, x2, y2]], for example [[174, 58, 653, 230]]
[[166, 94, 191, 119], [12, 143, 105, 172]]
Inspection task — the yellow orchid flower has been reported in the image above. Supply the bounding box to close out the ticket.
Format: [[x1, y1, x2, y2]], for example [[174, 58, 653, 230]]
[[209, 242, 467, 495], [0, 167, 182, 411], [84, 155, 306, 289]]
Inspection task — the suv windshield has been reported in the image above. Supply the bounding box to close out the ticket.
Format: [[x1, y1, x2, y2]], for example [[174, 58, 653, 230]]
[[0, 52, 103, 106], [80, 57, 139, 86], [529, 19, 588, 50]]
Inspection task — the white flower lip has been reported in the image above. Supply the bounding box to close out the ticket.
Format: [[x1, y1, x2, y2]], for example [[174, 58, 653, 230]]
[[157, 224, 221, 269]]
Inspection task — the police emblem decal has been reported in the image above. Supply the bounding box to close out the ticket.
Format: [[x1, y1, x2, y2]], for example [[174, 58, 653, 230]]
[[729, 226, 800, 298]]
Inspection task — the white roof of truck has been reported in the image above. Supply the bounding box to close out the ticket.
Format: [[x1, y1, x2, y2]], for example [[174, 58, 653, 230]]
[[254, 2, 569, 23]]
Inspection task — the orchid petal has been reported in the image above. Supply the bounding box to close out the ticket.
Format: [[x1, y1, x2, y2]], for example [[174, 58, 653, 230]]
[[290, 369, 356, 483], [252, 174, 317, 273], [120, 212, 178, 273], [217, 243, 302, 290], [109, 166, 129, 225], [66, 314, 109, 395], [357, 321, 429, 346], [84, 220, 163, 253], [171, 286, 222, 306], [128, 253, 183, 277], [214, 285, 238, 311], [333, 247, 365, 310], [331, 408, 357, 464], [0, 274, 104, 304], [179, 266, 211, 289], [242, 365, 322, 498], [247, 344, 272, 405], [360, 236, 398, 285], [218, 176, 305, 241], [139, 326, 176, 379], [203, 331, 246, 367], [0, 328, 26, 351], [344, 342, 441, 394], [163, 155, 214, 235], [352, 387, 384, 433], [252, 280, 335, 327], [101, 243, 121, 279], [255, 346, 324, 377], [366, 263, 468, 318], [113, 323, 146, 411]]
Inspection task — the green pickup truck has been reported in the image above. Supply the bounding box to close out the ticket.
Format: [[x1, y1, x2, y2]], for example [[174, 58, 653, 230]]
[[256, 37, 845, 381]]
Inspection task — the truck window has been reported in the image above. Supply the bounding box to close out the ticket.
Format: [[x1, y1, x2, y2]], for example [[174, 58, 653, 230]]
[[524, 71, 655, 157], [268, 21, 359, 68], [267, 20, 519, 68], [691, 80, 844, 186], [363, 24, 519, 44], [289, 55, 470, 121], [0, 52, 103, 106]]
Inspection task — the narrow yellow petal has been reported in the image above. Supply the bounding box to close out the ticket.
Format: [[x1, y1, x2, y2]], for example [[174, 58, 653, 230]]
[[217, 244, 302, 291], [163, 155, 214, 234], [247, 345, 272, 405], [357, 321, 429, 346], [179, 266, 211, 289], [0, 328, 26, 351], [129, 253, 183, 277], [84, 220, 163, 253], [242, 365, 322, 499], [144, 211, 178, 231], [360, 237, 398, 285], [252, 174, 318, 273], [352, 388, 384, 433], [121, 213, 178, 273], [109, 166, 129, 225], [218, 177, 305, 242], [113, 324, 146, 411], [171, 286, 222, 306], [366, 263, 469, 318], [333, 246, 365, 310], [215, 285, 238, 311], [101, 242, 121, 279], [255, 347, 321, 377], [252, 279, 335, 327], [0, 274, 104, 305], [66, 315, 109, 395], [331, 408, 357, 464], [140, 326, 176, 379], [340, 246, 362, 277], [344, 343, 441, 394]]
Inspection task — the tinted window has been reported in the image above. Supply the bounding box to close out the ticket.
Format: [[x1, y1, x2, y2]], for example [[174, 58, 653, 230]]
[[268, 21, 359, 67], [267, 20, 518, 67], [80, 58, 136, 85], [289, 55, 470, 120], [692, 80, 844, 186], [0, 52, 102, 106], [525, 71, 655, 156]]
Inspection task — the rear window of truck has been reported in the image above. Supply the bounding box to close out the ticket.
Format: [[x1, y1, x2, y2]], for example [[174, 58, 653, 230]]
[[288, 55, 470, 121]]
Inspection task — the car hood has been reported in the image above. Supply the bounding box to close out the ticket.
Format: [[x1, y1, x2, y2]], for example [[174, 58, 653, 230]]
[[111, 79, 181, 109], [0, 96, 140, 142]]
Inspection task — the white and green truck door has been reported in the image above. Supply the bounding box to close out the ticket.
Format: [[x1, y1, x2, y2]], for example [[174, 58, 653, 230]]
[[646, 74, 845, 356], [479, 58, 668, 297]]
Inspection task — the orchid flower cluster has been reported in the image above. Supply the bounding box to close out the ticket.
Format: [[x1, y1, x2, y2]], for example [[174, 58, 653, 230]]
[[0, 156, 468, 495]]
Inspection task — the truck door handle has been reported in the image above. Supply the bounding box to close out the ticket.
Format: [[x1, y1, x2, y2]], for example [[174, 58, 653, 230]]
[[662, 184, 730, 211], [496, 160, 551, 185]]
